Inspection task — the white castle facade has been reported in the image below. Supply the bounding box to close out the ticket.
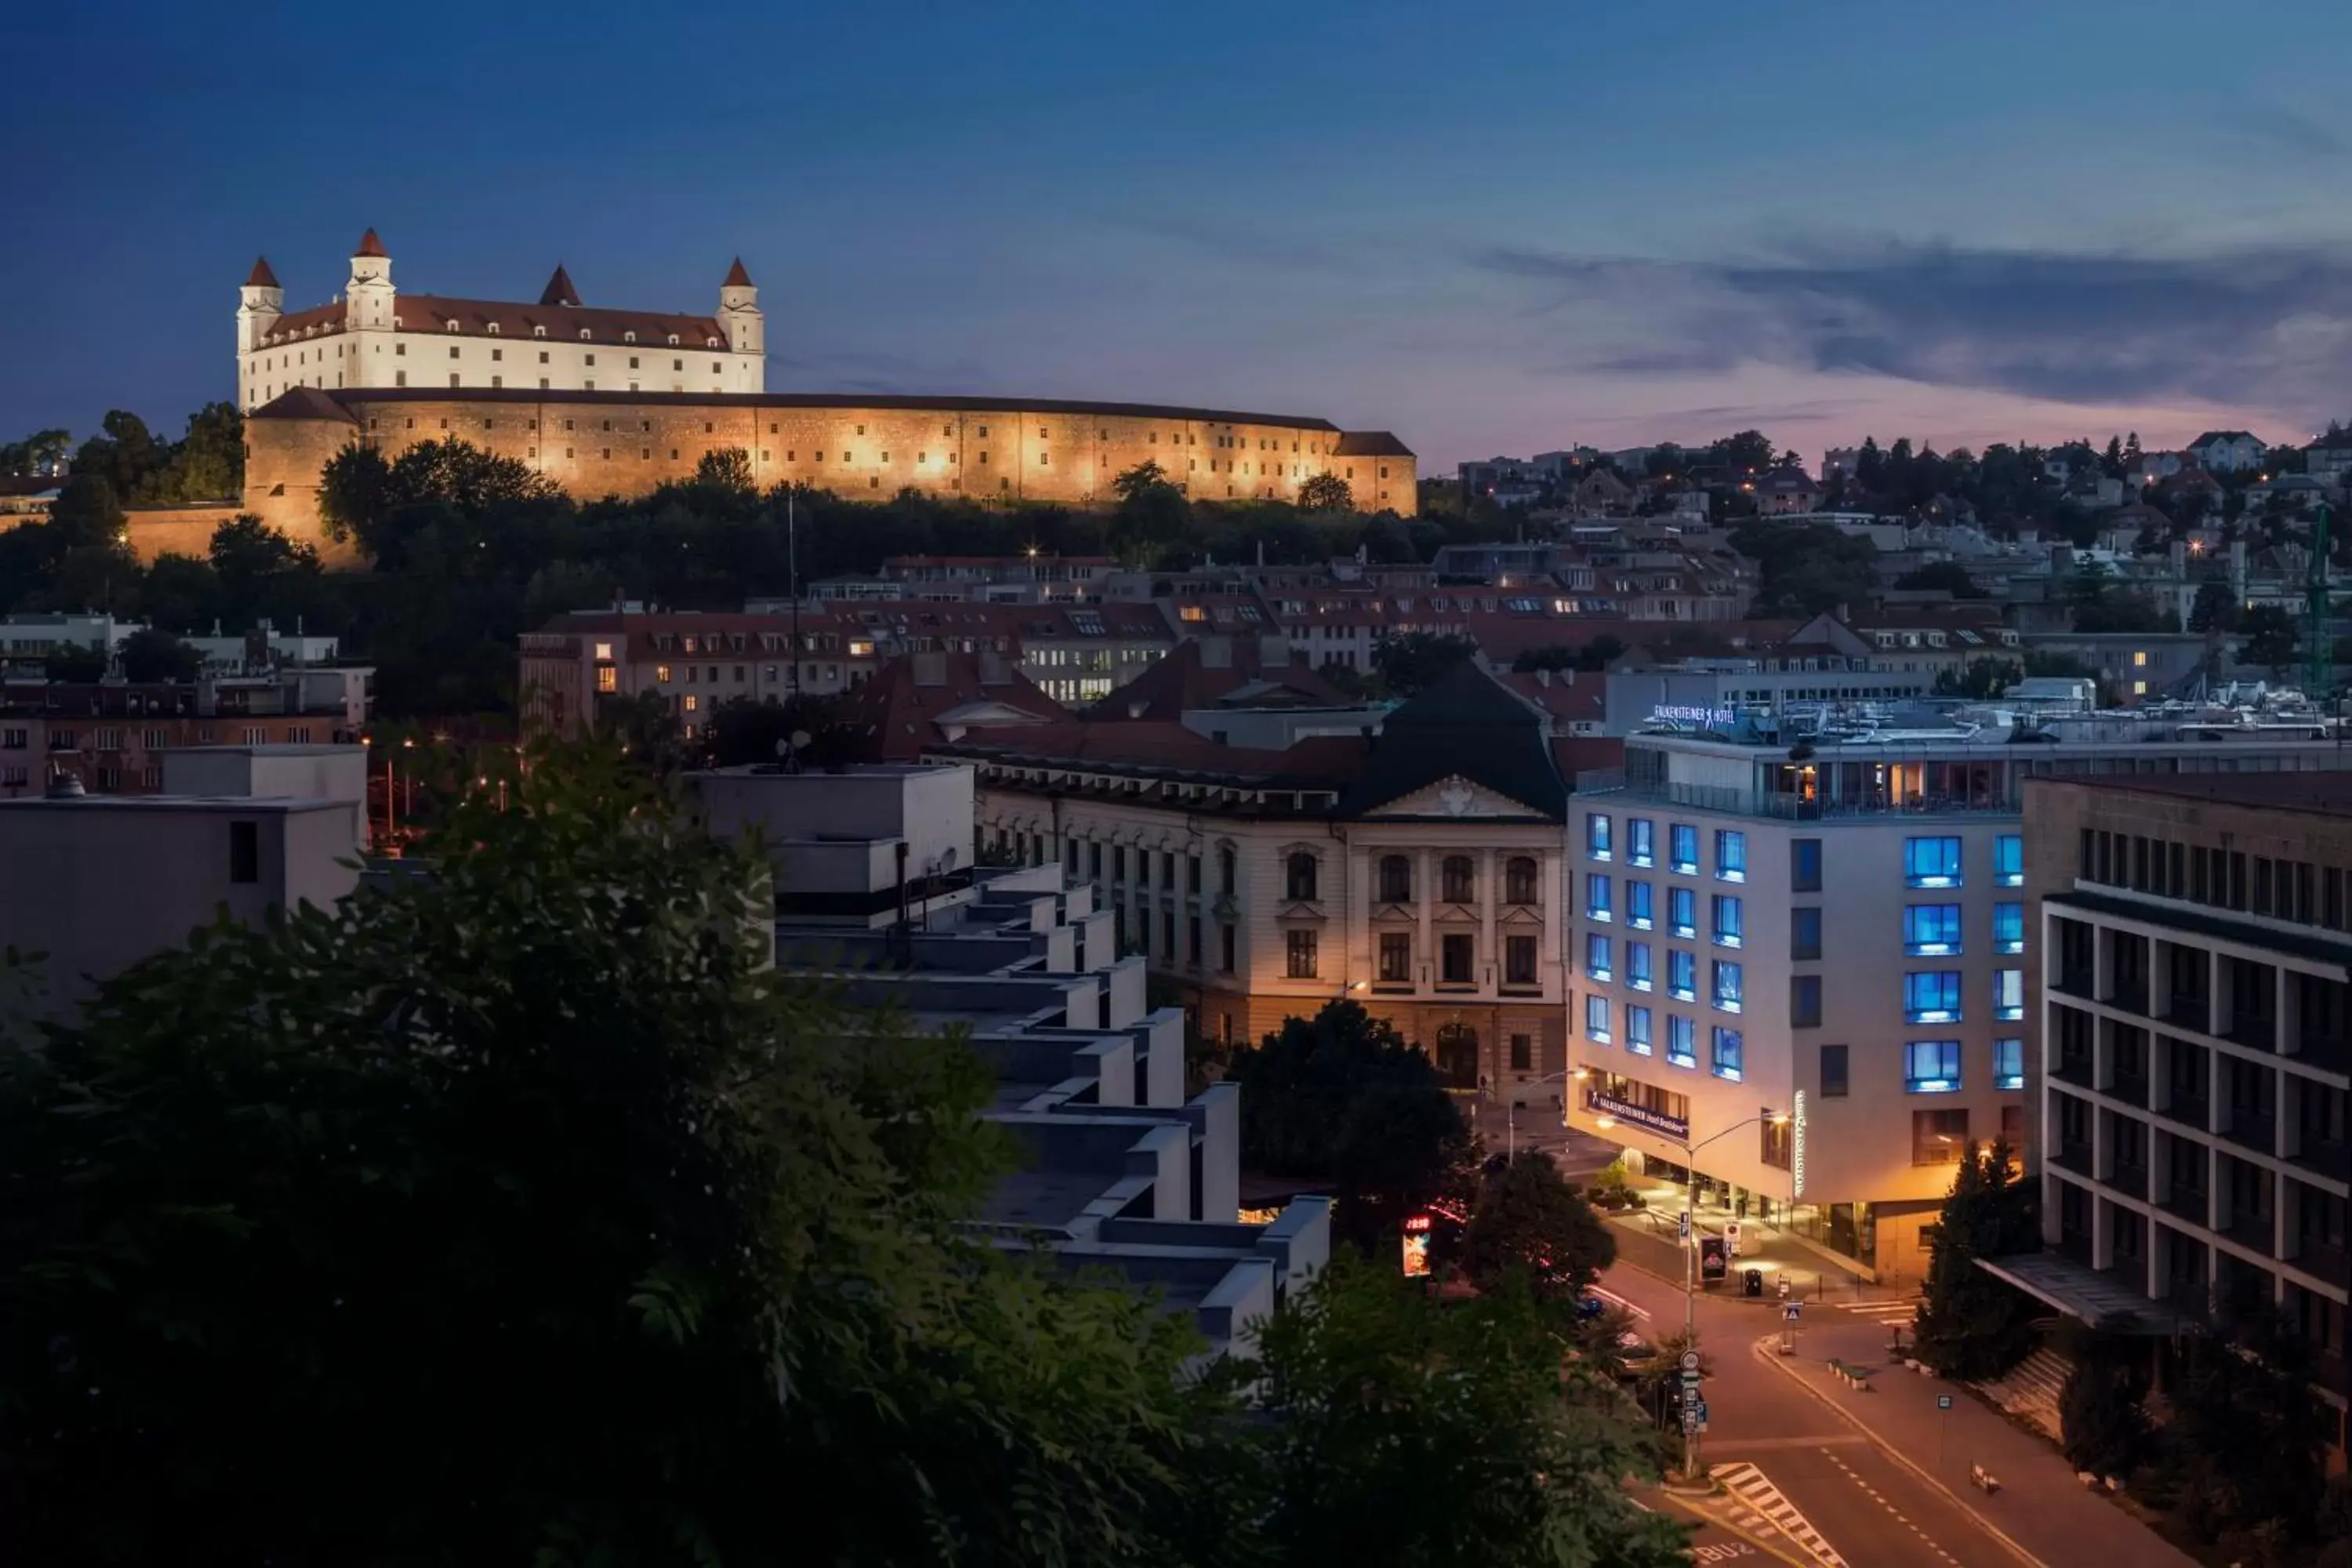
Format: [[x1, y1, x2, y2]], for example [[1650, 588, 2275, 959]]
[[234, 230, 767, 412]]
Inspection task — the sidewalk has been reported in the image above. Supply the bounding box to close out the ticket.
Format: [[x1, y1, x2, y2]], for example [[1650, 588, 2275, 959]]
[[1757, 1316, 2199, 1568]]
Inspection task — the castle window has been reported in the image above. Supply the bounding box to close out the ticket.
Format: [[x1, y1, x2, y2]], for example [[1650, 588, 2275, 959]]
[[584, 380, 594, 390], [918, 451, 926, 463], [528, 419, 537, 431], [629, 357, 639, 369], [1039, 452, 1049, 466], [675, 360, 684, 372], [538, 351, 549, 364], [623, 331, 637, 343], [602, 420, 612, 431], [641, 420, 651, 432], [395, 343, 405, 356], [669, 449, 677, 460], [856, 425, 865, 435], [1039, 426, 1047, 439], [815, 452, 823, 461], [368, 418, 379, 430], [440, 419, 449, 430], [585, 353, 596, 365], [771, 424, 779, 434], [943, 423, 953, 437], [870, 477, 880, 488], [445, 320, 459, 332], [449, 346, 460, 359], [448, 374, 459, 387], [491, 348, 503, 361], [880, 451, 889, 461], [760, 450, 769, 461], [667, 335, 679, 347], [978, 425, 989, 437], [483, 419, 494, 430], [405, 418, 415, 430], [528, 447, 536, 458], [485, 322, 499, 335], [706, 339, 720, 348], [491, 377, 501, 388], [533, 325, 546, 338], [565, 448, 573, 458], [579, 329, 592, 341], [704, 423, 713, 434], [602, 449, 611, 459], [564, 419, 575, 431], [979, 452, 989, 464]]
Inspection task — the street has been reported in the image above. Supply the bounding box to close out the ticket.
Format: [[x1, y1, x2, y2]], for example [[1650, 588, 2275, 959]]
[[1598, 1260, 2033, 1568]]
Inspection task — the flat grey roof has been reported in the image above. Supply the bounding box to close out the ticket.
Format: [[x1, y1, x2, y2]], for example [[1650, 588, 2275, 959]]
[[1974, 1253, 2192, 1334], [157, 744, 362, 757], [0, 794, 354, 815]]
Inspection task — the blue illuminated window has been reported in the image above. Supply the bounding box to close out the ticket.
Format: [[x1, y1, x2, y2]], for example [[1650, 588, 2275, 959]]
[[1993, 1037, 2024, 1091], [1904, 971, 1963, 1024], [1712, 960, 1744, 1014], [1668, 949, 1697, 1001], [1628, 817, 1656, 867], [1994, 968, 2024, 1021], [1585, 873, 1613, 922], [1904, 904, 1962, 956], [1711, 1026, 1744, 1082], [1585, 993, 1612, 1044], [1626, 1004, 1653, 1054], [1715, 829, 1748, 883], [1670, 824, 1699, 875], [1627, 941, 1653, 992], [1905, 837, 1962, 888], [1587, 813, 1613, 861], [1628, 879, 1654, 930], [1586, 932, 1613, 982], [1994, 902, 2025, 954], [1712, 894, 1744, 949], [1995, 834, 2024, 887], [1667, 1014, 1697, 1068], [1905, 1040, 1962, 1093], [1668, 886, 1697, 938]]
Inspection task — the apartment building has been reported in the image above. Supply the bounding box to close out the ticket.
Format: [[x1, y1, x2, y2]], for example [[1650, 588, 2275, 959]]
[[695, 761, 1330, 1362], [932, 662, 1620, 1104], [0, 675, 370, 798], [2020, 774, 2350, 1437], [1565, 712, 2352, 1279]]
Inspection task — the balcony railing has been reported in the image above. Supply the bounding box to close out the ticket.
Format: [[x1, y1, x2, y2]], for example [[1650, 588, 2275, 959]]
[[2105, 1160, 2151, 1201], [2053, 1140, 2096, 1178], [2107, 978, 2150, 1016], [2292, 1237, 2349, 1283], [2223, 1210, 2277, 1257], [2055, 967, 2096, 999], [2158, 1092, 2210, 1132], [2161, 990, 2209, 1031], [2162, 1185, 2211, 1225], [2292, 1134, 2350, 1177], [2107, 1070, 2150, 1108], [2053, 1053, 2096, 1089], [2225, 1014, 2279, 1054], [1572, 770, 2022, 823]]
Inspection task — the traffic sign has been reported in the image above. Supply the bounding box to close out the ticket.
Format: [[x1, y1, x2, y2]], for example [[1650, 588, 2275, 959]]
[[1679, 1210, 1692, 1242], [1694, 1399, 1708, 1421], [1680, 1349, 1701, 1372], [1937, 1395, 1954, 1410], [1680, 1369, 1702, 1388], [1783, 1302, 1802, 1323]]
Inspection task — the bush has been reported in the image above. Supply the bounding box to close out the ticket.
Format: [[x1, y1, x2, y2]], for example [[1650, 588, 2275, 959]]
[[2056, 1330, 2151, 1479]]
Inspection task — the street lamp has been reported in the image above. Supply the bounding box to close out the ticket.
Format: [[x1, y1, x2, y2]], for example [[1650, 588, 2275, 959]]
[[1595, 1105, 1789, 1482]]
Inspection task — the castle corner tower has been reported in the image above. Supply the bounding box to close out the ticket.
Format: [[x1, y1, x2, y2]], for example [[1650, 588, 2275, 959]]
[[345, 227, 394, 332], [719, 257, 764, 379]]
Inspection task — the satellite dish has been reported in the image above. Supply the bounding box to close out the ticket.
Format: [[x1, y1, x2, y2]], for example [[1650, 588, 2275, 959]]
[[790, 730, 812, 749], [939, 847, 958, 872], [774, 738, 790, 757]]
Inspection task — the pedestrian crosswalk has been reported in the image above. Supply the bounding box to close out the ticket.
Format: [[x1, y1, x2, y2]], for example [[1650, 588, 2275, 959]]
[[1834, 1297, 1922, 1324], [1711, 1461, 1848, 1567]]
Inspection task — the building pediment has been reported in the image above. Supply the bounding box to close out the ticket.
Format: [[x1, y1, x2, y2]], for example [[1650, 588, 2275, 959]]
[[1433, 903, 1482, 925], [1498, 905, 1546, 927], [1277, 902, 1328, 924], [1371, 902, 1416, 923], [1361, 774, 1544, 820]]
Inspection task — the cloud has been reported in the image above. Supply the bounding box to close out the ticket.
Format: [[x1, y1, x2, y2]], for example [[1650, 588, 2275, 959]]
[[1472, 238, 2352, 424]]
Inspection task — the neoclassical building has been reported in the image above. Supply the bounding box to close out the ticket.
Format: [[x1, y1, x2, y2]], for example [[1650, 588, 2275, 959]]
[[238, 234, 1417, 549], [928, 662, 1617, 1102]]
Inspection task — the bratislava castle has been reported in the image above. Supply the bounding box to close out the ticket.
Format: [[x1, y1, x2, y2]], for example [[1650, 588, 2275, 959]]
[[234, 231, 1417, 553], [236, 229, 766, 410]]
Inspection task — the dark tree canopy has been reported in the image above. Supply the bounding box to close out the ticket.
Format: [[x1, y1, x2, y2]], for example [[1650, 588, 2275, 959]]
[[1911, 1139, 2038, 1380], [1227, 1000, 1469, 1254], [1432, 1150, 1617, 1304]]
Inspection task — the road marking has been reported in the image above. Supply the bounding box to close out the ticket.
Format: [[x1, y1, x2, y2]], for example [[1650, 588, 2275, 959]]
[[1835, 1298, 1923, 1323], [1715, 1435, 1867, 1452], [1711, 1461, 1848, 1568], [1820, 1448, 1961, 1567]]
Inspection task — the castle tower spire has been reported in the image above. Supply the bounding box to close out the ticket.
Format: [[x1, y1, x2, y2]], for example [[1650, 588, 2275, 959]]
[[346, 227, 394, 332], [719, 256, 763, 372], [540, 263, 580, 307], [237, 255, 285, 359]]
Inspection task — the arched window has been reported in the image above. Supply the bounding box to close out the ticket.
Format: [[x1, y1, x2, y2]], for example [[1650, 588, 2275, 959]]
[[1378, 854, 1412, 903], [1433, 1022, 1479, 1089], [1218, 846, 1236, 895], [445, 320, 459, 332], [623, 330, 637, 343], [1506, 856, 1540, 906], [1442, 855, 1475, 904], [485, 321, 499, 335], [667, 333, 681, 346], [579, 328, 593, 341], [533, 325, 547, 338], [1286, 851, 1319, 902]]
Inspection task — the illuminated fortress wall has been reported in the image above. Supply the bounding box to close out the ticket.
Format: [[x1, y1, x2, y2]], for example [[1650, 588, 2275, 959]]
[[244, 389, 1416, 555]]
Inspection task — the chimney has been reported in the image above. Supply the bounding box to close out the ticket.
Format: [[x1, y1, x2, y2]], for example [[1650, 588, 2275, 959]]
[[978, 648, 1009, 684], [1258, 633, 1291, 668], [1200, 636, 1233, 670], [912, 650, 948, 688]]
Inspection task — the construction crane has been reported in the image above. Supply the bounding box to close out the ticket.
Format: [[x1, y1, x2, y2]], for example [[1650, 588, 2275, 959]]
[[2310, 500, 2333, 696]]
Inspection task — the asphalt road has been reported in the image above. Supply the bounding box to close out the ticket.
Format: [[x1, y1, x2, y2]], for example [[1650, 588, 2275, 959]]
[[1599, 1260, 2031, 1568]]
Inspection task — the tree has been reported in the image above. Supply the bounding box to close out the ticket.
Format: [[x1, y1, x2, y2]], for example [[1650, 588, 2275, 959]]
[[1891, 561, 1984, 597], [1226, 1000, 1469, 1255], [1512, 636, 1624, 674], [118, 626, 203, 684], [2188, 573, 2241, 635], [695, 693, 851, 769], [1727, 521, 1878, 616], [693, 446, 755, 493], [2238, 604, 2299, 679], [1911, 1140, 2038, 1380], [1432, 1150, 1616, 1305], [1242, 1255, 1690, 1568], [1297, 472, 1353, 512], [1108, 460, 1192, 567], [71, 410, 165, 503], [316, 441, 397, 542], [0, 739, 1240, 1565], [149, 402, 245, 503], [42, 643, 107, 683], [2056, 1326, 2151, 1480], [1371, 630, 1479, 697], [2162, 1308, 2336, 1557], [1711, 429, 1776, 477], [0, 428, 71, 476], [45, 473, 126, 546]]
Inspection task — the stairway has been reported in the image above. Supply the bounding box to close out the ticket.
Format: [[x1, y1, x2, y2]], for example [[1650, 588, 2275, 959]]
[[1973, 1347, 2071, 1442]]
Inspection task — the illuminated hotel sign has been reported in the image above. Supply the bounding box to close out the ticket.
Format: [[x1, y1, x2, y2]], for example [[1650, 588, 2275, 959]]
[[1792, 1090, 1809, 1199], [1650, 703, 1735, 728], [1587, 1088, 1689, 1142]]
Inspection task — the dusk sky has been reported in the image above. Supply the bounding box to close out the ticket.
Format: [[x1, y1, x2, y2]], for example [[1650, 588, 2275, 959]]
[[11, 0, 2352, 470]]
